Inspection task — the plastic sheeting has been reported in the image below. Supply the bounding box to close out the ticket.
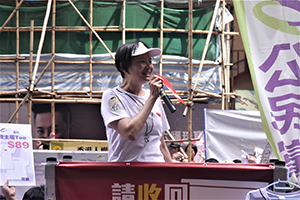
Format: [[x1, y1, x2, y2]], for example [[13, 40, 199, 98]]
[[0, 53, 221, 93], [0, 1, 216, 59], [204, 109, 276, 163]]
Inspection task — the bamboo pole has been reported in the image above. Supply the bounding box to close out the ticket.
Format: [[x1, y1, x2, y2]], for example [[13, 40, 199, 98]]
[[14, 0, 20, 123], [8, 93, 31, 123], [192, 0, 221, 89], [89, 0, 93, 94], [1, 89, 226, 98], [0, 59, 221, 65], [0, 0, 24, 33], [68, 0, 115, 60], [28, 20, 34, 124], [3, 99, 102, 104], [0, 26, 239, 36], [186, 0, 193, 162], [226, 22, 232, 108], [29, 20, 34, 95], [50, 0, 56, 138], [221, 0, 226, 110], [0, 60, 222, 65], [32, 138, 107, 143], [30, 0, 53, 92], [51, 102, 55, 138], [34, 55, 56, 86], [165, 138, 200, 143], [159, 0, 164, 75], [223, 1, 230, 110], [1, 26, 121, 32], [122, 0, 126, 44], [0, 57, 25, 60], [51, 0, 56, 92], [183, 0, 221, 117], [1, 91, 223, 101], [1, 97, 214, 104]]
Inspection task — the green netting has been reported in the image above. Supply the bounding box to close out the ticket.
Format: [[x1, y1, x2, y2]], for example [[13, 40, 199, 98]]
[[0, 1, 216, 60]]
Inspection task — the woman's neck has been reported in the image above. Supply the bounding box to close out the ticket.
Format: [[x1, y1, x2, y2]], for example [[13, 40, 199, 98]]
[[120, 81, 145, 96]]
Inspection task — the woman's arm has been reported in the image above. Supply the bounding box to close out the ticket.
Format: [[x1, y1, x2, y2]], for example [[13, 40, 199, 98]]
[[160, 135, 173, 162]]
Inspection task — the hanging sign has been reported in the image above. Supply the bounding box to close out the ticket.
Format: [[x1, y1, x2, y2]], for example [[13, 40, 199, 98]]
[[234, 0, 300, 184]]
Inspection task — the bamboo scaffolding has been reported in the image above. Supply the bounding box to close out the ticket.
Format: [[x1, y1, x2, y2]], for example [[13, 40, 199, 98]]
[[0, 0, 24, 33], [0, 0, 236, 158], [68, 0, 115, 60], [183, 0, 221, 117]]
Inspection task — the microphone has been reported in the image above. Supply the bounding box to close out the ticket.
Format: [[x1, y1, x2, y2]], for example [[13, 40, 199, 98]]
[[160, 87, 176, 113]]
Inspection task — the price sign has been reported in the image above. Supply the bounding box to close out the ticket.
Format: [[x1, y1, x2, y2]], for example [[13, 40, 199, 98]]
[[7, 141, 30, 149], [0, 123, 35, 186]]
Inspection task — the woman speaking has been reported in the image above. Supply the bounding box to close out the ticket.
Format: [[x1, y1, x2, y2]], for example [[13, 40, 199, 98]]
[[101, 40, 172, 162]]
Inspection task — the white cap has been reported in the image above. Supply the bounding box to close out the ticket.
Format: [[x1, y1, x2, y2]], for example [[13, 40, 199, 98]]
[[132, 42, 161, 57]]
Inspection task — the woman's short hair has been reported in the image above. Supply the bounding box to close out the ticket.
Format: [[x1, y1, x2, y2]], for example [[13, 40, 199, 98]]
[[115, 40, 149, 78]]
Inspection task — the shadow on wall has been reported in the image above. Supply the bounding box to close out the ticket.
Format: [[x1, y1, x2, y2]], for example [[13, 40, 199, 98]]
[[164, 102, 208, 133]]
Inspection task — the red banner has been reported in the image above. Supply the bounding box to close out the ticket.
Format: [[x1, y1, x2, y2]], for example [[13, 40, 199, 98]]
[[55, 162, 273, 200]]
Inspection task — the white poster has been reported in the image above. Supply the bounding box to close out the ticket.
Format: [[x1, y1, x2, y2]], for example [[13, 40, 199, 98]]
[[204, 109, 275, 163], [0, 123, 35, 186], [234, 0, 300, 183]]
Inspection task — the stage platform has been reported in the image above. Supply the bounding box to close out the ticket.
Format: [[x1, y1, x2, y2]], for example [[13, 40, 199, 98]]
[[45, 160, 275, 200]]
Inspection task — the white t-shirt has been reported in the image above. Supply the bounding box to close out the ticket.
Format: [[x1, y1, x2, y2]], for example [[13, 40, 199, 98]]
[[101, 86, 170, 162], [246, 187, 300, 200]]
